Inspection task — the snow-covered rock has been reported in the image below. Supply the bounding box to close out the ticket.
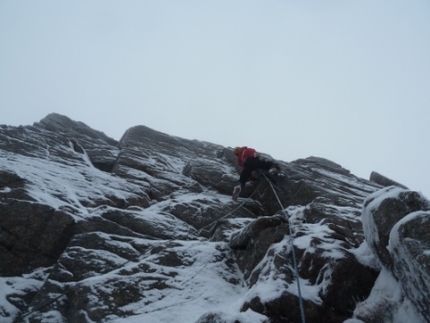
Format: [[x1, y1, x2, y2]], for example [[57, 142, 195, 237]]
[[353, 187, 430, 323], [0, 113, 428, 323]]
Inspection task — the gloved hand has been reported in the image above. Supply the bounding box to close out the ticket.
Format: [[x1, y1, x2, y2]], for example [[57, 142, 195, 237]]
[[232, 185, 241, 201]]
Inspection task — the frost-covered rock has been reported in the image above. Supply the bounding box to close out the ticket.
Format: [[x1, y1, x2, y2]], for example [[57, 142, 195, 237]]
[[352, 187, 430, 323], [1, 114, 427, 323], [362, 186, 429, 272], [389, 211, 430, 322]]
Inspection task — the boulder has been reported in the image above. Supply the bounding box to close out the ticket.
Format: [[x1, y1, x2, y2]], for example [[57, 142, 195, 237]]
[[356, 187, 430, 322], [370, 171, 408, 189], [0, 200, 75, 276], [362, 186, 430, 272]]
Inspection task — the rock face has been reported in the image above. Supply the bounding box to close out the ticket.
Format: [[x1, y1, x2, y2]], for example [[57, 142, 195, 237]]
[[352, 187, 430, 323], [0, 113, 428, 323]]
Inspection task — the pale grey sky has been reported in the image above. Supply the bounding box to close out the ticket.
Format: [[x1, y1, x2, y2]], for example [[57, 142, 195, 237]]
[[1, 1, 429, 197]]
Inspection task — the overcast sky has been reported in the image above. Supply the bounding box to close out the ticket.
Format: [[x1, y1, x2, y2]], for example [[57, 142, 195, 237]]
[[1, 1, 429, 197]]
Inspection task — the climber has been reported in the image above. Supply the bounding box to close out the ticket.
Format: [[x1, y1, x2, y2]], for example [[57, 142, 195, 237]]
[[232, 146, 281, 201]]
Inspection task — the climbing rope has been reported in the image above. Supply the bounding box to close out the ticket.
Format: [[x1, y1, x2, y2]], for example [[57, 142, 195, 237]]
[[198, 181, 263, 234], [16, 290, 69, 321], [262, 173, 307, 323], [20, 175, 305, 322]]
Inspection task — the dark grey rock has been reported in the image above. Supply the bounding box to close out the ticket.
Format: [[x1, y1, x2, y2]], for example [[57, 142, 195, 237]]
[[1, 114, 427, 323], [0, 200, 75, 276], [370, 171, 408, 189]]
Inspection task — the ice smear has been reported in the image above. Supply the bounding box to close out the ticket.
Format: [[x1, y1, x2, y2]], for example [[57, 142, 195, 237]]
[[0, 153, 146, 220]]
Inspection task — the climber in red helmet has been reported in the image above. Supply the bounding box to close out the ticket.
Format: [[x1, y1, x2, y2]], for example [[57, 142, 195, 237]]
[[231, 146, 281, 201]]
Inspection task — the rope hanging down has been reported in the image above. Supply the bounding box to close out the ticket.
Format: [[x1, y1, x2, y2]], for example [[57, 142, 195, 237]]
[[262, 173, 307, 323], [18, 175, 304, 322], [199, 181, 263, 233]]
